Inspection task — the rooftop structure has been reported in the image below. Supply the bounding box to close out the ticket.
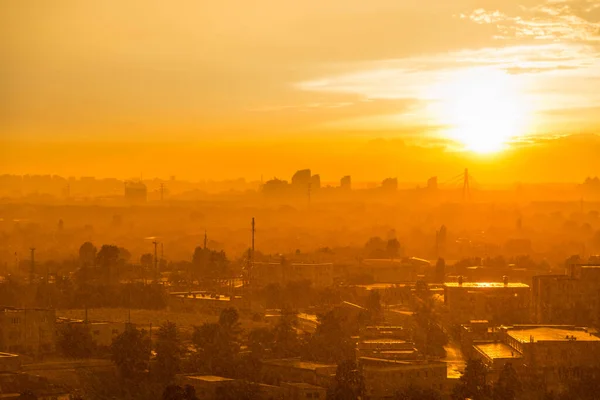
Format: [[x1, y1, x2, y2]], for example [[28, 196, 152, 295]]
[[506, 327, 600, 343]]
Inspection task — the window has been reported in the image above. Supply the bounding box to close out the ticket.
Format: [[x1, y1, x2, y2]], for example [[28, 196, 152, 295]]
[[11, 317, 20, 324]]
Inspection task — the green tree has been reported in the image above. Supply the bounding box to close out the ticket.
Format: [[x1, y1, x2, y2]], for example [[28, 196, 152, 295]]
[[57, 323, 96, 359], [155, 321, 181, 381], [111, 326, 151, 380], [327, 360, 365, 400]]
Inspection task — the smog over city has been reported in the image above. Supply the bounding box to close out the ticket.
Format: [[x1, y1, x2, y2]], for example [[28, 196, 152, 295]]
[[2, 1, 600, 400]]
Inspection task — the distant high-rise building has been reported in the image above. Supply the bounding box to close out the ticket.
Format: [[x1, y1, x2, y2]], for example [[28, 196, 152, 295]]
[[292, 169, 312, 187], [124, 181, 147, 203], [381, 178, 398, 191], [427, 176, 438, 190], [340, 176, 351, 190], [311, 174, 321, 190]]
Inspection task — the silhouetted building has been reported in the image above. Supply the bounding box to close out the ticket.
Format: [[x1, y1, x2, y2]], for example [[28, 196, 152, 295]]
[[260, 359, 336, 387], [253, 261, 334, 288], [262, 178, 289, 195], [427, 176, 438, 191], [291, 169, 312, 187], [472, 325, 600, 390], [0, 307, 56, 355], [444, 278, 530, 324], [381, 178, 398, 191], [310, 174, 321, 190], [360, 357, 448, 398], [340, 175, 351, 190], [532, 265, 600, 324], [124, 181, 147, 203]]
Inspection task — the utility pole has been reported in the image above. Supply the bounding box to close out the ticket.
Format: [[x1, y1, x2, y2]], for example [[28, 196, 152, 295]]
[[160, 183, 165, 201], [463, 168, 470, 202], [152, 241, 159, 282], [29, 248, 35, 285], [204, 230, 207, 250]]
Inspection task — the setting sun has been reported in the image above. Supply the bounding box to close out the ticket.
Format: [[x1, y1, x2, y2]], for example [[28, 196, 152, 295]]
[[431, 68, 530, 153]]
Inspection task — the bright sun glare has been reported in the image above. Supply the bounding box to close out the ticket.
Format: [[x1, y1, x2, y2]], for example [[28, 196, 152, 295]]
[[430, 68, 529, 153]]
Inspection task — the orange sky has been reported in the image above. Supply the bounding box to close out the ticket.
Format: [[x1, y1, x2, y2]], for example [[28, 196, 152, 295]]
[[1, 1, 600, 181]]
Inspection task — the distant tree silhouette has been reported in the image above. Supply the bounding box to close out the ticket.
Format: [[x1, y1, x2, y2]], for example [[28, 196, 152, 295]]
[[57, 323, 95, 359], [191, 247, 229, 282], [366, 290, 382, 322], [386, 238, 401, 259], [140, 253, 154, 270], [327, 360, 365, 400], [364, 236, 387, 258], [111, 326, 151, 380], [155, 321, 181, 382], [435, 258, 446, 283], [79, 242, 97, 267], [247, 327, 274, 358]]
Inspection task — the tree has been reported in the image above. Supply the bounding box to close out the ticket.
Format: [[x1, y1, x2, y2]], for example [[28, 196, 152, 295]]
[[452, 359, 492, 400], [57, 323, 95, 359], [141, 253, 154, 270], [191, 247, 229, 282], [79, 242, 97, 267], [155, 321, 181, 381], [434, 258, 446, 283], [394, 386, 442, 400], [493, 363, 521, 400], [305, 309, 355, 363], [247, 327, 274, 358], [272, 308, 300, 358], [365, 236, 386, 258], [97, 244, 120, 268], [386, 238, 401, 260], [192, 308, 241, 376], [111, 326, 151, 380], [327, 360, 365, 400], [162, 384, 198, 400]]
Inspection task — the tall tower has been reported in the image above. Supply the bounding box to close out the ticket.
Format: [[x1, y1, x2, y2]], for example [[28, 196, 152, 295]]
[[463, 168, 470, 202]]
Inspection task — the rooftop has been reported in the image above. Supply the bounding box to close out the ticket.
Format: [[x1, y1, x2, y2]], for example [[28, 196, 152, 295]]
[[508, 327, 600, 343], [474, 343, 522, 360], [184, 375, 234, 382], [283, 382, 326, 390], [444, 282, 529, 288], [262, 359, 336, 371]]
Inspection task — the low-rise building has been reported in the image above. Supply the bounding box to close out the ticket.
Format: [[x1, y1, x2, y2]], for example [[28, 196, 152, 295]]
[[532, 265, 600, 325], [360, 357, 447, 399], [176, 375, 236, 400], [0, 307, 56, 355], [253, 262, 334, 288], [443, 278, 530, 324], [282, 382, 326, 400], [471, 325, 600, 390], [260, 359, 336, 388]]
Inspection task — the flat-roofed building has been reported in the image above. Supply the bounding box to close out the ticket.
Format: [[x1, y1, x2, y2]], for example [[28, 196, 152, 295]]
[[260, 359, 337, 388], [532, 265, 600, 325], [0, 307, 56, 355], [282, 382, 326, 400], [470, 325, 600, 391], [360, 357, 447, 399], [253, 262, 334, 288], [176, 375, 235, 400], [443, 278, 530, 324], [357, 339, 418, 360]]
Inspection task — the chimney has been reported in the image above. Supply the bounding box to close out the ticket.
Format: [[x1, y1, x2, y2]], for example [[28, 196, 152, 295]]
[[503, 275, 509, 287], [458, 276, 463, 286]]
